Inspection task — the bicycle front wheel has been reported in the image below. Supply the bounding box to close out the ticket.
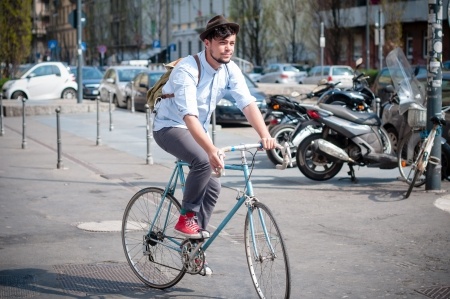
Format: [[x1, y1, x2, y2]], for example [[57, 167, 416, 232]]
[[244, 201, 291, 299], [121, 187, 185, 289], [397, 131, 426, 187]]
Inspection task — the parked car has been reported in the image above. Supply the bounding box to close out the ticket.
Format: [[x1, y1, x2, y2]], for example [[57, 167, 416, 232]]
[[98, 66, 147, 108], [2, 62, 77, 100], [69, 66, 104, 100], [124, 70, 166, 111], [302, 65, 354, 88], [258, 63, 305, 84], [215, 73, 268, 124]]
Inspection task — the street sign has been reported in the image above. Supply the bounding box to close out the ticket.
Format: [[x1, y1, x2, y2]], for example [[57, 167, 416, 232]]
[[153, 40, 161, 49], [97, 45, 107, 54], [48, 40, 58, 49], [81, 42, 86, 51], [169, 43, 176, 51]]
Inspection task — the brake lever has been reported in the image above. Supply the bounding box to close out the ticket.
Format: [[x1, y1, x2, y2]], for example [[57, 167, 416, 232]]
[[276, 142, 293, 170]]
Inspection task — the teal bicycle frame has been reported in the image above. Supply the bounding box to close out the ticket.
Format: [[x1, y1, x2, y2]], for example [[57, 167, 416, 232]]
[[147, 145, 268, 254]]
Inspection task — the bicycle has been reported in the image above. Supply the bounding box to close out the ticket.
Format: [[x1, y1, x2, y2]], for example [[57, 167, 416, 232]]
[[397, 110, 447, 199], [121, 143, 292, 298]]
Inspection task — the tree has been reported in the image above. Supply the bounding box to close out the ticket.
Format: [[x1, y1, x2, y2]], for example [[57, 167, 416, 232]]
[[307, 0, 354, 65], [274, 0, 310, 63], [229, 0, 277, 67], [0, 0, 32, 78]]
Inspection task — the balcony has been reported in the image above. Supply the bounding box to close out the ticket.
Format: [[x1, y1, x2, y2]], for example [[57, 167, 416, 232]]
[[195, 15, 212, 34]]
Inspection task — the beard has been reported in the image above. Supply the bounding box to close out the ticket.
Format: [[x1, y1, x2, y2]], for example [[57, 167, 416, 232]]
[[209, 49, 232, 64]]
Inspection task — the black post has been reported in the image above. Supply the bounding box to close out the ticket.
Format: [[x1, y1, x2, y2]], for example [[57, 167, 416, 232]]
[[426, 0, 443, 190], [108, 90, 113, 131], [21, 96, 27, 149], [96, 95, 101, 145], [0, 94, 4, 136], [56, 107, 64, 169]]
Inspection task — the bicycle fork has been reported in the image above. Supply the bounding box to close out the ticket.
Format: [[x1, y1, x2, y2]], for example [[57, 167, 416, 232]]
[[248, 203, 276, 262]]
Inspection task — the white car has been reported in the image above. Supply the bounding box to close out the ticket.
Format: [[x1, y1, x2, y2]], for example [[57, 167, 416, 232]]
[[258, 63, 305, 84], [2, 62, 77, 100], [98, 66, 148, 108], [302, 65, 354, 88]]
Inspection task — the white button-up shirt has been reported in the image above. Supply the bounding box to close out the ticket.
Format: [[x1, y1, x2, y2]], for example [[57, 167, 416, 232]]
[[153, 50, 256, 132]]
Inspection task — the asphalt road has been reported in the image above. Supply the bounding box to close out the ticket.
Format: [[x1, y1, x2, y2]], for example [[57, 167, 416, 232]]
[[0, 108, 449, 299]]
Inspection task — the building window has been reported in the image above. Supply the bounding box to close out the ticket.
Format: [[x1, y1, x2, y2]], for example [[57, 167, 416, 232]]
[[198, 40, 202, 53], [178, 41, 182, 57], [422, 30, 427, 59], [406, 35, 413, 59], [353, 34, 362, 61], [188, 41, 192, 55]]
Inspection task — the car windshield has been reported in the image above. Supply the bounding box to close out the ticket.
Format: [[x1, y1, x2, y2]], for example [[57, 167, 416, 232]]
[[283, 65, 299, 72], [118, 69, 145, 82], [13, 64, 34, 79], [332, 67, 353, 76]]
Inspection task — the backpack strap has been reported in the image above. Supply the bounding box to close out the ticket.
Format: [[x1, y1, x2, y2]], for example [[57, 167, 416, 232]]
[[161, 54, 201, 99]]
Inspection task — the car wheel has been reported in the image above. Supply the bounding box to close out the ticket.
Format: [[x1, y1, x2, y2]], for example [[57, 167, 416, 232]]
[[61, 88, 77, 99], [11, 91, 27, 100]]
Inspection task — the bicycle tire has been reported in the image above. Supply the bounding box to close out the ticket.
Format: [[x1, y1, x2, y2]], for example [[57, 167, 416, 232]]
[[121, 187, 185, 289], [397, 131, 426, 187], [244, 201, 291, 299], [405, 166, 424, 199]]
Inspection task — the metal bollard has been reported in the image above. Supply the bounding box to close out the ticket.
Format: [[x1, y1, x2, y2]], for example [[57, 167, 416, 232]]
[[130, 80, 135, 113], [20, 96, 27, 149], [55, 107, 64, 169], [145, 104, 153, 165], [108, 90, 114, 131], [96, 95, 101, 145], [0, 94, 4, 136]]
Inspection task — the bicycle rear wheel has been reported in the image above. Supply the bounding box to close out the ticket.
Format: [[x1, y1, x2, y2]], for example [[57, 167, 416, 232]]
[[397, 131, 426, 187], [405, 166, 424, 198], [121, 187, 185, 289], [244, 201, 291, 299]]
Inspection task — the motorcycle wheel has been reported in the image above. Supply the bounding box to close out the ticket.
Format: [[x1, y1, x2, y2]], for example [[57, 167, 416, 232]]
[[267, 124, 297, 168], [296, 133, 344, 181]]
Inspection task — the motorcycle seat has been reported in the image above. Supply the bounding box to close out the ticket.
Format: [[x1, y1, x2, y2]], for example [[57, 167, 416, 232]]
[[319, 103, 381, 126]]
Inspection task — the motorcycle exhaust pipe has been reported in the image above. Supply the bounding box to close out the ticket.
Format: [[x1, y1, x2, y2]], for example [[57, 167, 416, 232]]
[[311, 139, 355, 163]]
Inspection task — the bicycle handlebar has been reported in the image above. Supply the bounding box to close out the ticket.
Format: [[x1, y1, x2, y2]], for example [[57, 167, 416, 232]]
[[212, 142, 292, 177]]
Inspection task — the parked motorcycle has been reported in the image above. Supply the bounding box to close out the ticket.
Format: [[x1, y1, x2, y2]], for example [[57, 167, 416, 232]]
[[295, 102, 395, 182], [294, 48, 445, 182], [266, 59, 376, 168], [316, 58, 376, 113]]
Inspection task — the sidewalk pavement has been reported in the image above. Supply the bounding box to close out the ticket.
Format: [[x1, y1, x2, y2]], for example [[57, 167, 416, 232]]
[[0, 105, 449, 299]]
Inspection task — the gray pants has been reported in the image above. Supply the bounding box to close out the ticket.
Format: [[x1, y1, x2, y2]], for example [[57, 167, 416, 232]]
[[153, 127, 221, 229]]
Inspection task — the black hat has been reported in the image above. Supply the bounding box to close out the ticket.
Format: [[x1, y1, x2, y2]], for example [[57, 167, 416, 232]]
[[199, 15, 240, 41]]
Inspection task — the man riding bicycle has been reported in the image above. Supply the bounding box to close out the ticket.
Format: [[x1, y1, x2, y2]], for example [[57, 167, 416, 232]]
[[152, 15, 276, 274]]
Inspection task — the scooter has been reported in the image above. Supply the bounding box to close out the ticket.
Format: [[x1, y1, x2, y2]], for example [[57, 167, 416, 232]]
[[294, 48, 434, 182], [294, 102, 395, 182]]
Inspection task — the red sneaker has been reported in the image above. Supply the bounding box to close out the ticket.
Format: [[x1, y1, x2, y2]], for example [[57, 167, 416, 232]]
[[174, 212, 209, 239]]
